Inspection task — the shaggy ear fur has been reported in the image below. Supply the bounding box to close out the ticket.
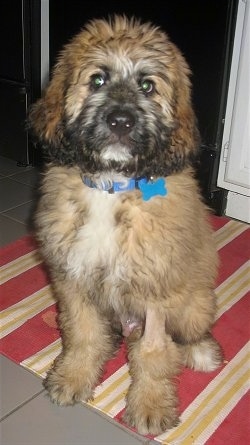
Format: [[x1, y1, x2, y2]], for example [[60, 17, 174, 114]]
[[28, 60, 66, 150], [169, 46, 200, 163]]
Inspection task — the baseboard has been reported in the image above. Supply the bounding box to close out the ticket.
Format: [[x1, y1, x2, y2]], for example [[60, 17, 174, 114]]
[[225, 191, 250, 223]]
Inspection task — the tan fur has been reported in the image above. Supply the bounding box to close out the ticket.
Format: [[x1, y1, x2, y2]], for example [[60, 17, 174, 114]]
[[30, 16, 222, 435]]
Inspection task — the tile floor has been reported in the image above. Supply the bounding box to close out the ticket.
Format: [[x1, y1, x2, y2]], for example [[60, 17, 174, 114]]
[[0, 155, 157, 444]]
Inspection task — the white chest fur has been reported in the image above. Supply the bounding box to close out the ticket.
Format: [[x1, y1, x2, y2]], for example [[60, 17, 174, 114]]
[[66, 188, 119, 279]]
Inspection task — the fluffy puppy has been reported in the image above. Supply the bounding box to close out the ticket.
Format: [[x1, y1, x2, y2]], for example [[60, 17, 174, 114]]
[[29, 15, 222, 435]]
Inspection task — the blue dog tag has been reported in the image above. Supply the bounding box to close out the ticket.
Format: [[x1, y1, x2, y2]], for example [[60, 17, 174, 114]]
[[139, 178, 167, 201]]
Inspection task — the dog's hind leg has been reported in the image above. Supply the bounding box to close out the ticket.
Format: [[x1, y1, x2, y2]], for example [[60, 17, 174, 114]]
[[43, 282, 117, 406], [168, 290, 223, 373], [178, 333, 223, 372], [124, 307, 181, 435]]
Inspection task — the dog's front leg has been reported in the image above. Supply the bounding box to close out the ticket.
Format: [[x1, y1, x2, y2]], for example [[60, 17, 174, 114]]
[[124, 306, 181, 435], [44, 284, 116, 406]]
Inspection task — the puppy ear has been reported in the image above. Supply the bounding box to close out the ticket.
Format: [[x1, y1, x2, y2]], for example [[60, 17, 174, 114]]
[[171, 49, 200, 162], [28, 61, 66, 151]]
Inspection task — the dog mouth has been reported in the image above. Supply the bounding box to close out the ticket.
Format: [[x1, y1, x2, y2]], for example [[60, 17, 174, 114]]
[[69, 98, 154, 175], [100, 142, 133, 163], [81, 104, 143, 169], [99, 107, 138, 163]]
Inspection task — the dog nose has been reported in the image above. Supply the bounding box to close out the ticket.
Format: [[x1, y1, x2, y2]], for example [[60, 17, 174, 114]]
[[107, 110, 135, 136]]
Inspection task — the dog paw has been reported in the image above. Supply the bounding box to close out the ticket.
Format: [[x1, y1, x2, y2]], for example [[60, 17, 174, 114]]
[[123, 403, 179, 435], [123, 377, 179, 435], [43, 367, 93, 406]]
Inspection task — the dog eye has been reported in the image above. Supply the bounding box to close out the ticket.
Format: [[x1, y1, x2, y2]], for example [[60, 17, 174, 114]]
[[140, 79, 154, 95], [91, 74, 105, 89]]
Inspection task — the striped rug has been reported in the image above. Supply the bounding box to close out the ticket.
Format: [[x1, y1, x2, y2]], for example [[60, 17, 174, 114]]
[[0, 215, 249, 444]]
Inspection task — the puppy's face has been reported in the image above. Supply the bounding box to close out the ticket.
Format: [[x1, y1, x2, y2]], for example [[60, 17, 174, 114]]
[[29, 16, 199, 177]]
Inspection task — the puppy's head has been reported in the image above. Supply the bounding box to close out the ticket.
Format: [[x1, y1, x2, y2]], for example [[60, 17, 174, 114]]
[[29, 15, 199, 177]]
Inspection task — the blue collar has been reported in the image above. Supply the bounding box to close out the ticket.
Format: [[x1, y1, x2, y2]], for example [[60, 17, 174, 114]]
[[82, 175, 168, 201], [82, 176, 148, 194]]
